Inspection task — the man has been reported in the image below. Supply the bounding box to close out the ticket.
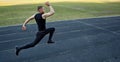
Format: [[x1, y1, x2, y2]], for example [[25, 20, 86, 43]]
[[16, 1, 55, 56]]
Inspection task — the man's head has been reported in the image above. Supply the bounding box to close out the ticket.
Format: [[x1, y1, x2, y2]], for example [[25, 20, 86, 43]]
[[37, 6, 45, 14]]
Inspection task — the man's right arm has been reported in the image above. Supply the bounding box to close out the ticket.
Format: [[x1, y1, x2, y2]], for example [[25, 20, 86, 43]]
[[22, 14, 35, 31]]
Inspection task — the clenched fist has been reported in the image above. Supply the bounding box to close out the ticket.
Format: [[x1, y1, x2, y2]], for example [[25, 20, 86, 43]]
[[22, 26, 27, 31], [45, 1, 50, 6]]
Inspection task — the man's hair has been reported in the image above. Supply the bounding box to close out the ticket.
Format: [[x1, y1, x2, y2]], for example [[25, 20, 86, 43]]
[[37, 6, 43, 10]]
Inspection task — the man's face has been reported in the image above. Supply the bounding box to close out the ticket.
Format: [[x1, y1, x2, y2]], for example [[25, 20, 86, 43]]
[[38, 7, 45, 13]]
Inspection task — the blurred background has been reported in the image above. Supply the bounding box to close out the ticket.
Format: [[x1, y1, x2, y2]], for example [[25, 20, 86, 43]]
[[0, 0, 120, 26], [0, 0, 120, 6]]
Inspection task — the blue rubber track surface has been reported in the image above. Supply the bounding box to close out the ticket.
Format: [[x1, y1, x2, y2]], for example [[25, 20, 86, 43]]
[[0, 16, 120, 62]]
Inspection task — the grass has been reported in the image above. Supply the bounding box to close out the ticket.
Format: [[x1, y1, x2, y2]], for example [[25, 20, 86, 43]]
[[1, 0, 120, 6], [0, 2, 120, 26]]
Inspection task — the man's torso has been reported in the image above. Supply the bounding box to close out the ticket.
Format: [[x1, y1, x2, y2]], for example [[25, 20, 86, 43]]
[[34, 13, 46, 31]]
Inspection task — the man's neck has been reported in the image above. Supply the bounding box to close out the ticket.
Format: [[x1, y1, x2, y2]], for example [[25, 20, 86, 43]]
[[39, 12, 44, 14]]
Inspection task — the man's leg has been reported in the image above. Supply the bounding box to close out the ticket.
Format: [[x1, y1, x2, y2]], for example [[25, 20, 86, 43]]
[[44, 28, 55, 43], [16, 31, 45, 56]]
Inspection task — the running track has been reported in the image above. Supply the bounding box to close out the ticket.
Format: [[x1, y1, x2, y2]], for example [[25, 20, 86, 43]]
[[0, 16, 120, 62]]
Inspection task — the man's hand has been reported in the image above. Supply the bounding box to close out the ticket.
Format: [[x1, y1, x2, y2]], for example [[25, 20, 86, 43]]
[[22, 25, 27, 31], [45, 1, 50, 6]]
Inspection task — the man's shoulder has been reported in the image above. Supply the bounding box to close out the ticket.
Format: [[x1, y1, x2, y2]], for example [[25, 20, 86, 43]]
[[34, 13, 44, 19], [35, 13, 43, 16]]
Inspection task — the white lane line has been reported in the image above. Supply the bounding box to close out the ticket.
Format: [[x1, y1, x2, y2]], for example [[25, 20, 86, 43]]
[[101, 24, 120, 28], [87, 23, 120, 28], [0, 29, 82, 44], [0, 20, 76, 31], [76, 21, 120, 35], [74, 15, 120, 21], [74, 20, 120, 29], [0, 23, 80, 36], [0, 37, 32, 44], [80, 21, 120, 25], [0, 48, 14, 53], [0, 37, 81, 52], [116, 30, 120, 32], [0, 31, 36, 36]]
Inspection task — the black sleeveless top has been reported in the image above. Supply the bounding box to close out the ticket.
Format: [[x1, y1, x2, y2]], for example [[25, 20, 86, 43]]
[[34, 13, 46, 31]]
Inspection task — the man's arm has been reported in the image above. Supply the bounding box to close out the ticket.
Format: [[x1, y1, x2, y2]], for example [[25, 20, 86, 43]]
[[22, 14, 35, 31], [42, 2, 55, 19]]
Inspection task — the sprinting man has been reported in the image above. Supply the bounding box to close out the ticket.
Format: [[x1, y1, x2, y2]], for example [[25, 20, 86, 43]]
[[16, 1, 55, 56]]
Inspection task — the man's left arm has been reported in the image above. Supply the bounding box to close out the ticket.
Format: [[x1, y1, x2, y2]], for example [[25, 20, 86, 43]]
[[42, 2, 55, 19]]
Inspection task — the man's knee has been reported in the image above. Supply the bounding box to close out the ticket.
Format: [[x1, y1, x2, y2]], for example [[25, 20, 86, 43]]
[[45, 28, 55, 34]]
